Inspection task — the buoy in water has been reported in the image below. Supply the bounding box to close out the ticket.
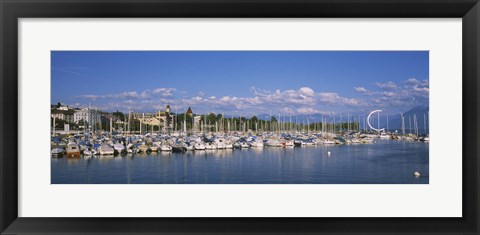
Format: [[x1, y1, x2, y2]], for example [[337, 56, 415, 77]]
[[413, 171, 421, 178], [327, 151, 331, 157]]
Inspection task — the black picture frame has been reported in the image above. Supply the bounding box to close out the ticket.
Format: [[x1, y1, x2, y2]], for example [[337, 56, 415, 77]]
[[1, 0, 479, 234]]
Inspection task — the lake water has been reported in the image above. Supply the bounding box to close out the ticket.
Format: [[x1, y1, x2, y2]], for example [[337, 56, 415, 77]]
[[51, 140, 429, 184]]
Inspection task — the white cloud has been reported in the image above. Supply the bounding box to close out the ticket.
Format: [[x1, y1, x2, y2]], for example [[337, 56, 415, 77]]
[[405, 77, 419, 85], [119, 91, 141, 99], [153, 88, 176, 97], [382, 91, 395, 97], [318, 92, 361, 106], [375, 81, 397, 90], [297, 107, 319, 114], [73, 78, 427, 115], [299, 87, 315, 97], [78, 94, 101, 100], [255, 87, 318, 106], [358, 78, 429, 109], [354, 87, 370, 94]]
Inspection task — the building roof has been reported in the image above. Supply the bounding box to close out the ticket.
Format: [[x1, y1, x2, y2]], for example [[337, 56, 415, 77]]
[[51, 109, 74, 115], [51, 109, 64, 114], [186, 107, 193, 115]]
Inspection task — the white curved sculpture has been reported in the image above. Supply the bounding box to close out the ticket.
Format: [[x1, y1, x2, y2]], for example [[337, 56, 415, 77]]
[[367, 110, 385, 132]]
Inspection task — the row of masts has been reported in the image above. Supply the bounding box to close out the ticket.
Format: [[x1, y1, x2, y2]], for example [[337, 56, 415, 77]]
[[52, 106, 429, 137], [111, 111, 429, 136], [401, 112, 429, 137]]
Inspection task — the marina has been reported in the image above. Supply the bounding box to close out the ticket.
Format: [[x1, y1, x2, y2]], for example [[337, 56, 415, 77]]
[[50, 51, 430, 184], [51, 104, 430, 184], [51, 108, 429, 184]]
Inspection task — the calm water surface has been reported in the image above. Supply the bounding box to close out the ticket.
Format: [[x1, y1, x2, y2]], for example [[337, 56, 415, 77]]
[[51, 140, 429, 184]]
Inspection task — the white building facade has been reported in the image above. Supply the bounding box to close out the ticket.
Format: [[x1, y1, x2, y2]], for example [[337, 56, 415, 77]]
[[74, 108, 101, 129]]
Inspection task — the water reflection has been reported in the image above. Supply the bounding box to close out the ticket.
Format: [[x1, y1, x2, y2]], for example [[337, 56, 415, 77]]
[[52, 140, 429, 184]]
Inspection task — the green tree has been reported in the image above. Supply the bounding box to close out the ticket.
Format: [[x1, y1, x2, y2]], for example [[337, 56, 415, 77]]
[[250, 116, 258, 130], [54, 118, 66, 128], [112, 111, 125, 121], [207, 113, 216, 124]]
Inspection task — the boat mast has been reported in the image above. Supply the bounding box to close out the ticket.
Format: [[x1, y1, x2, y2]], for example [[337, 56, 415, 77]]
[[52, 115, 56, 136], [128, 110, 131, 135], [424, 113, 427, 135], [339, 113, 342, 133], [408, 116, 412, 134], [347, 114, 350, 131], [334, 115, 337, 134], [183, 109, 186, 133], [290, 115, 292, 133], [364, 115, 366, 132], [87, 104, 90, 135], [377, 112, 380, 131], [386, 114, 389, 133], [307, 116, 310, 133], [140, 113, 143, 135]]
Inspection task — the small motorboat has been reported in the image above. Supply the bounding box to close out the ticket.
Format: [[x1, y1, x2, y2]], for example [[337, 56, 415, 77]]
[[205, 142, 216, 150], [51, 147, 65, 157], [361, 137, 374, 143], [249, 140, 264, 147], [149, 145, 159, 152], [194, 142, 206, 150], [351, 138, 361, 144], [160, 144, 172, 152], [265, 139, 281, 147], [172, 145, 186, 153], [99, 144, 115, 155], [83, 149, 94, 156], [214, 140, 226, 149], [283, 140, 294, 147], [240, 142, 249, 148], [184, 142, 195, 151], [379, 132, 391, 139], [113, 143, 126, 155], [138, 144, 150, 153], [323, 140, 335, 145], [224, 142, 234, 149], [66, 142, 80, 158]]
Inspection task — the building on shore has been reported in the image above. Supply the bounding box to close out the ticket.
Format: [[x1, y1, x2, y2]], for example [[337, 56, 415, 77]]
[[131, 105, 174, 133], [74, 108, 101, 130], [186, 107, 193, 117], [193, 115, 201, 132], [51, 104, 75, 123]]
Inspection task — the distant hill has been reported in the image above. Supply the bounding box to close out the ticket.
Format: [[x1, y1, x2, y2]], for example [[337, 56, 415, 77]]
[[383, 105, 429, 133]]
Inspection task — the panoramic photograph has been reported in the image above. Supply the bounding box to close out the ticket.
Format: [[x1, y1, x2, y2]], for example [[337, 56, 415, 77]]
[[50, 51, 429, 184]]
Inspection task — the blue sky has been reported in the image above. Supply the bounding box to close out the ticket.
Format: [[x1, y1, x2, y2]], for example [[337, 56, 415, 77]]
[[51, 51, 428, 116]]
